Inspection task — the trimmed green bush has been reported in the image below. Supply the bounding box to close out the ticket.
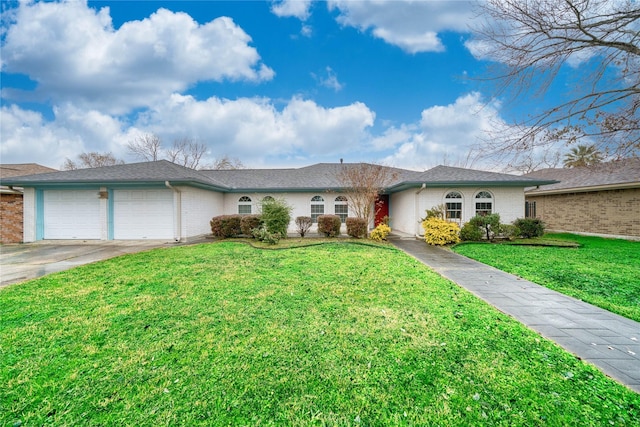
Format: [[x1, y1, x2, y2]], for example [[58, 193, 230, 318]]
[[469, 213, 501, 241], [422, 217, 460, 246], [252, 226, 281, 244], [369, 223, 391, 242], [259, 197, 292, 238], [346, 217, 367, 238], [240, 214, 263, 237], [317, 214, 342, 237], [497, 223, 518, 240], [513, 218, 546, 238], [295, 216, 313, 237], [210, 215, 243, 238], [460, 221, 483, 241]]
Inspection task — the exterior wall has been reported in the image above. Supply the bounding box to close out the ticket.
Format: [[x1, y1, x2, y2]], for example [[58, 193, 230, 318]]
[[22, 188, 36, 243], [180, 186, 224, 240], [0, 193, 24, 243], [416, 186, 525, 235], [222, 192, 354, 234], [390, 190, 420, 235], [526, 187, 640, 239]]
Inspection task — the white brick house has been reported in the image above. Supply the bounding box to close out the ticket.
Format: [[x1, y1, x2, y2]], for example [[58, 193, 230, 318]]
[[0, 161, 555, 242]]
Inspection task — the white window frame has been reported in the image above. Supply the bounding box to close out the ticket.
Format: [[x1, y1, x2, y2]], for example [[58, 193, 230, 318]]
[[474, 191, 493, 216], [444, 191, 463, 221], [238, 196, 252, 215], [311, 196, 325, 223], [334, 196, 348, 223]]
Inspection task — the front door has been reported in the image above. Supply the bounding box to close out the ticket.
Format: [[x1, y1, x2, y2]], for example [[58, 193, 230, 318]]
[[374, 194, 389, 226]]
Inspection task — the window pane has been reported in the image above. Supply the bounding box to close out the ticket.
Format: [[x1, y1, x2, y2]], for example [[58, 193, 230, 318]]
[[335, 204, 348, 222], [238, 204, 252, 215], [446, 202, 462, 219], [311, 204, 324, 223], [475, 202, 492, 215]]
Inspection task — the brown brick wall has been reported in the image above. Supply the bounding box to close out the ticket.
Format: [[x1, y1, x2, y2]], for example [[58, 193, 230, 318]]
[[526, 187, 640, 238], [0, 193, 24, 244]]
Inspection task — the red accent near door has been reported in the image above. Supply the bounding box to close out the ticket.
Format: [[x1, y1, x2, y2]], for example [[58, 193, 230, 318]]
[[374, 194, 389, 227]]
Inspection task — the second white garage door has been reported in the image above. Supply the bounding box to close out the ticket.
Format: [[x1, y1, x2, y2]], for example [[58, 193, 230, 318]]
[[113, 189, 174, 239]]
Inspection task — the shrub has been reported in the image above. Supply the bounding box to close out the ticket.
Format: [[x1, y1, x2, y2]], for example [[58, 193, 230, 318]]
[[252, 226, 281, 245], [513, 218, 546, 238], [317, 215, 342, 237], [423, 204, 446, 220], [210, 215, 242, 238], [369, 223, 391, 242], [346, 217, 368, 238], [422, 217, 460, 246], [468, 213, 501, 241], [460, 221, 483, 241], [240, 215, 262, 236], [259, 197, 292, 238], [295, 216, 313, 237], [497, 223, 518, 241]]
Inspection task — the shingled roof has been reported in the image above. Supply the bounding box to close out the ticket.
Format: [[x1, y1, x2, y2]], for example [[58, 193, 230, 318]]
[[524, 158, 640, 195], [0, 163, 57, 178], [0, 160, 557, 192], [0, 160, 228, 189], [200, 163, 414, 191]]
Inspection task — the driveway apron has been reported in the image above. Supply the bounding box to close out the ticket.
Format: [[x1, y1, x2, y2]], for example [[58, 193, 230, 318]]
[[0, 241, 177, 287], [390, 236, 640, 393]]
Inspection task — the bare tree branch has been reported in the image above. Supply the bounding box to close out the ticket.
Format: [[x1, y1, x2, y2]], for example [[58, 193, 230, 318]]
[[127, 133, 162, 161], [62, 152, 125, 170], [472, 0, 639, 165], [335, 163, 398, 226]]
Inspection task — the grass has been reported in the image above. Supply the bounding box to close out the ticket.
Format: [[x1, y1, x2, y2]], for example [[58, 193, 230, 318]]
[[1, 242, 639, 426], [453, 234, 640, 322]]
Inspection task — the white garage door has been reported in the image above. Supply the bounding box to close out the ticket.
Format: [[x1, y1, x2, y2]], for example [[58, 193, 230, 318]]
[[44, 190, 101, 239], [114, 189, 174, 239]]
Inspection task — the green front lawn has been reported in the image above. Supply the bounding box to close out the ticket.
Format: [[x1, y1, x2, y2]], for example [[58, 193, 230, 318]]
[[1, 242, 638, 426], [453, 234, 640, 322]]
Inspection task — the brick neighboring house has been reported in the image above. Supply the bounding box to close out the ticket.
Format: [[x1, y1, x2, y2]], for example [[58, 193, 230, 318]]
[[524, 158, 640, 240], [1, 164, 57, 243]]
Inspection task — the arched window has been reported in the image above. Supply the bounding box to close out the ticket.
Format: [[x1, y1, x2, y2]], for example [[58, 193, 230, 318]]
[[311, 195, 324, 223], [445, 191, 462, 220], [262, 196, 274, 202], [238, 196, 252, 215], [334, 196, 348, 223], [475, 191, 493, 216]]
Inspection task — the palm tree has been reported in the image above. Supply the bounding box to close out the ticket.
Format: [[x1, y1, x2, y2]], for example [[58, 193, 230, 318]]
[[563, 145, 603, 168]]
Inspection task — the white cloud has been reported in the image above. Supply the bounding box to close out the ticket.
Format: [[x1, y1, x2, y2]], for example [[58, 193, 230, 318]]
[[0, 94, 376, 168], [0, 104, 131, 168], [312, 67, 344, 92], [328, 0, 475, 53], [382, 92, 504, 169], [1, 1, 274, 114], [271, 0, 313, 20]]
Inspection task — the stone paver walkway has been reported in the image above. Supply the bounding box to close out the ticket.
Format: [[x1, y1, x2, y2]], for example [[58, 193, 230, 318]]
[[390, 236, 640, 393]]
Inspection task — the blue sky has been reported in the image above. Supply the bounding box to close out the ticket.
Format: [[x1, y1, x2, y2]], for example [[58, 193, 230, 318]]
[[1, 0, 574, 170]]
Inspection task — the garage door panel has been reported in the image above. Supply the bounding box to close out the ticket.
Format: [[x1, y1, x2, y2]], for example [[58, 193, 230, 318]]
[[44, 190, 101, 239], [114, 189, 174, 239]]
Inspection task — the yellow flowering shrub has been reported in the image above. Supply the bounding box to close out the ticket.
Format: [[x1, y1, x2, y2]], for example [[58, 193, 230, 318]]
[[422, 217, 460, 246], [369, 223, 391, 242]]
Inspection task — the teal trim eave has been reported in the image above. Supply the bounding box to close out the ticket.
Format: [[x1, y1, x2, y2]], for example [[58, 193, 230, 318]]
[[108, 189, 114, 240], [35, 189, 44, 241]]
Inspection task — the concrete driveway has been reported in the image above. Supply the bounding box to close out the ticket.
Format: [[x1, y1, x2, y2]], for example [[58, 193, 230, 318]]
[[0, 240, 181, 288]]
